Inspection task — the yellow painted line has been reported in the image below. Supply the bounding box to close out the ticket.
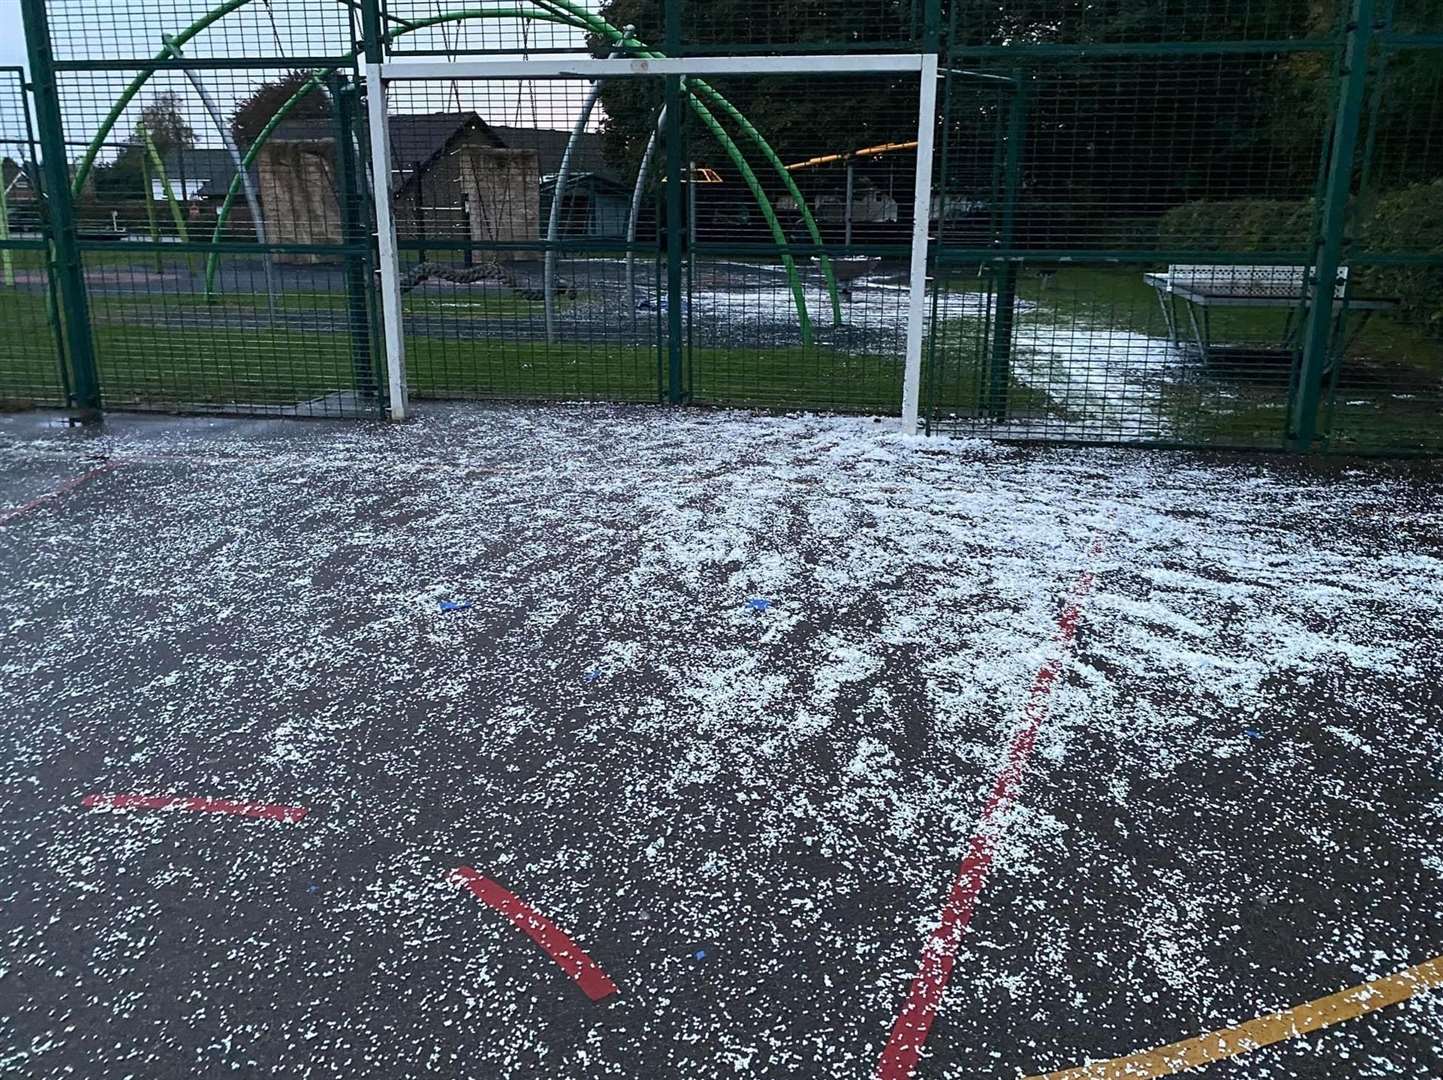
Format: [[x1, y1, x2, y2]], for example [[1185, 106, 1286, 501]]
[[1025, 955, 1443, 1080]]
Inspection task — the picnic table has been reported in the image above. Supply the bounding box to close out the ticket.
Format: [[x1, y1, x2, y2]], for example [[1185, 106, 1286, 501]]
[[1142, 265, 1397, 371]]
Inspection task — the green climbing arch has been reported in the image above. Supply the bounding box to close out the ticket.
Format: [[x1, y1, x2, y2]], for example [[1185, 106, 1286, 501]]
[[69, 0, 845, 337]]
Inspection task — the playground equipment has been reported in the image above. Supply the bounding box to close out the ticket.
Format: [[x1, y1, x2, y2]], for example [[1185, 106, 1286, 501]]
[[160, 34, 278, 315], [543, 25, 636, 343], [65, 0, 843, 338]]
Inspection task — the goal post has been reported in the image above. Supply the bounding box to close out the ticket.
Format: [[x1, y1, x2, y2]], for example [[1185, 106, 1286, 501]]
[[365, 52, 937, 427], [366, 62, 409, 421]]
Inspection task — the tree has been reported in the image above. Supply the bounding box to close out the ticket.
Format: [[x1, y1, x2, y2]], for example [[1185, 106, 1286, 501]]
[[93, 91, 196, 196], [592, 0, 1315, 231], [594, 0, 920, 186], [230, 70, 332, 147], [135, 92, 196, 154]]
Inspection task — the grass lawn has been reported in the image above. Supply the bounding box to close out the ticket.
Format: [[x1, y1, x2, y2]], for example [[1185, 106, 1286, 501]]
[[2, 258, 1437, 452], [0, 281, 67, 408], [1, 263, 1037, 416]]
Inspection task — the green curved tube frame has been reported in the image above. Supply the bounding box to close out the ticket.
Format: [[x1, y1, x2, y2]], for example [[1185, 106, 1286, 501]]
[[528, 0, 839, 331], [202, 67, 328, 297], [203, 10, 584, 299], [687, 79, 842, 326], [86, 0, 840, 333], [71, 0, 252, 197], [207, 4, 822, 332], [681, 82, 811, 341]]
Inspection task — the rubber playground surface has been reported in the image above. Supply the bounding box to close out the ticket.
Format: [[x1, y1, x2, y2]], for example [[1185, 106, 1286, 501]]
[[1, 403, 1440, 1079]]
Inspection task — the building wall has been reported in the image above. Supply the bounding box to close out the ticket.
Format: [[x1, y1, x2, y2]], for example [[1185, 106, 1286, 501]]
[[457, 147, 540, 259], [392, 133, 478, 244], [259, 134, 543, 265], [257, 139, 342, 263], [591, 192, 630, 238]]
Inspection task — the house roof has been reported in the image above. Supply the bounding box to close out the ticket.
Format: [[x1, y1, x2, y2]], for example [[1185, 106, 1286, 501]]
[[2, 157, 36, 194], [156, 147, 253, 198], [540, 171, 631, 197], [389, 112, 493, 172]]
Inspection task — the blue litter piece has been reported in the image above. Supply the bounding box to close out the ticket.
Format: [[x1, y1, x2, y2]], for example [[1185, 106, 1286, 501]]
[[746, 598, 771, 612], [1245, 728, 1263, 740], [307, 883, 319, 894], [693, 949, 706, 960], [439, 600, 473, 613], [584, 667, 602, 684]]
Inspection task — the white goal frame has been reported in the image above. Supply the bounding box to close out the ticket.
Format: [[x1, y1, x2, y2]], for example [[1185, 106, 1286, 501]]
[[366, 53, 937, 428]]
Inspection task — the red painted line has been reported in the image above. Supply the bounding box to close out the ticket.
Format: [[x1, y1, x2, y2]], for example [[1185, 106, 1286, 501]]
[[0, 461, 119, 526], [876, 536, 1105, 1080], [451, 866, 618, 1003], [81, 793, 308, 823]]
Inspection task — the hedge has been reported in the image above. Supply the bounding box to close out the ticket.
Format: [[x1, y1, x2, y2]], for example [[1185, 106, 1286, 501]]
[[1357, 180, 1443, 336], [1157, 198, 1316, 253]]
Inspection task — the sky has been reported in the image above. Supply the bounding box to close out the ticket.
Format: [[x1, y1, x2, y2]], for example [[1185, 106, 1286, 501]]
[[0, 0, 602, 160], [1, 1, 30, 75]]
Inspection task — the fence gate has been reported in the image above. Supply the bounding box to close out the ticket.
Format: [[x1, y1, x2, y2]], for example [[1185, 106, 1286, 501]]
[[9, 0, 1440, 454], [17, 0, 386, 419], [367, 54, 937, 426], [924, 0, 1443, 454]]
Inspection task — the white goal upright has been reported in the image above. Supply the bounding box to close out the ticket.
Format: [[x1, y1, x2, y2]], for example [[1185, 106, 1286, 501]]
[[366, 52, 937, 428]]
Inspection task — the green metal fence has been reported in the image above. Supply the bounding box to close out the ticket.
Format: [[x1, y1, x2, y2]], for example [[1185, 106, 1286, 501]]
[[5, 0, 1442, 454], [20, 0, 385, 418], [926, 0, 1443, 454], [0, 65, 68, 410]]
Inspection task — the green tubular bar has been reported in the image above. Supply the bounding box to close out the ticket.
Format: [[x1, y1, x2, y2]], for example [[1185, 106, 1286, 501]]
[[140, 124, 190, 241], [71, 0, 252, 196]]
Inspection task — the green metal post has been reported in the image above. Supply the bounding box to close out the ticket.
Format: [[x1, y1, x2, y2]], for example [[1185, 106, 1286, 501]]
[[329, 73, 376, 399], [1355, 0, 1397, 210], [925, 59, 958, 426], [12, 78, 63, 388], [986, 75, 1027, 420], [0, 157, 13, 287], [360, 1, 384, 68], [18, 130, 70, 400], [1290, 0, 1375, 451], [662, 0, 683, 404], [21, 0, 101, 419], [346, 63, 387, 414], [664, 75, 685, 405], [412, 160, 426, 263]]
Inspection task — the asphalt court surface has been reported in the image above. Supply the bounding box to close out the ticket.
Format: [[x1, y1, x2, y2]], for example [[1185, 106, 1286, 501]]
[[1, 404, 1440, 1078]]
